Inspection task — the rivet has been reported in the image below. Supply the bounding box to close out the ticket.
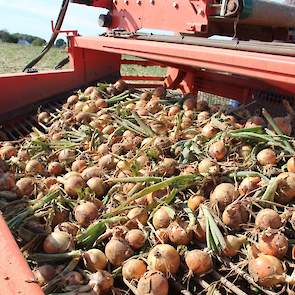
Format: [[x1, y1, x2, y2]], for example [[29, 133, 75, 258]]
[[150, 0, 155, 4], [173, 2, 178, 8], [136, 0, 141, 4], [124, 0, 128, 4]]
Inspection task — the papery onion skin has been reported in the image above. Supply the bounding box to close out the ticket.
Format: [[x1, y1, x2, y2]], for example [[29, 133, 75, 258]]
[[88, 270, 114, 295], [122, 259, 147, 281], [185, 250, 213, 275], [152, 206, 173, 230], [248, 255, 285, 288], [255, 208, 282, 230], [83, 249, 108, 271], [256, 149, 276, 166], [276, 172, 295, 204], [64, 175, 86, 197], [209, 141, 227, 161], [43, 231, 74, 254], [147, 244, 180, 274], [222, 202, 249, 229], [74, 201, 98, 227], [238, 176, 261, 196], [125, 229, 146, 250], [33, 264, 56, 286], [137, 271, 169, 295], [210, 183, 238, 211], [167, 221, 192, 245]]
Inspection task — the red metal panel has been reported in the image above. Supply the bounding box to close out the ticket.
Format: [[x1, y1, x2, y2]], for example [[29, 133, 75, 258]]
[[0, 214, 43, 295], [73, 36, 295, 95], [121, 75, 165, 81]]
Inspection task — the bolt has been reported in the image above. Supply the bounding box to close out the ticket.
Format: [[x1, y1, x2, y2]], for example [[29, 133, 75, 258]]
[[150, 0, 155, 4], [173, 2, 178, 8], [124, 0, 128, 4], [136, 0, 141, 4]]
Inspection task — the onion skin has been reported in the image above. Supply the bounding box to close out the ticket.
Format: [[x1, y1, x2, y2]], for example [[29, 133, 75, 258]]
[[256, 149, 276, 166], [152, 206, 174, 229], [209, 140, 227, 161], [137, 271, 168, 295], [248, 255, 285, 288], [72, 159, 87, 172], [83, 249, 107, 271], [122, 259, 147, 281], [125, 229, 146, 250], [43, 231, 74, 254], [127, 207, 149, 226], [74, 202, 98, 227], [223, 235, 246, 257], [210, 183, 238, 211], [198, 158, 220, 175], [255, 209, 282, 230], [185, 250, 213, 275], [105, 237, 134, 266], [239, 176, 261, 196], [147, 244, 180, 274], [48, 162, 63, 176], [202, 124, 218, 139], [245, 116, 265, 128], [222, 202, 249, 229], [25, 160, 44, 175], [62, 271, 84, 286], [64, 175, 86, 197], [258, 232, 289, 259], [188, 195, 205, 212], [88, 270, 114, 295], [167, 221, 192, 245], [16, 177, 34, 196], [193, 218, 206, 242], [0, 145, 17, 160], [276, 172, 295, 204], [81, 166, 101, 181], [87, 177, 106, 197], [54, 222, 79, 236]]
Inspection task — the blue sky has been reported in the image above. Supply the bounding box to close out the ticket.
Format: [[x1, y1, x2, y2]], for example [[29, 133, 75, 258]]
[[0, 0, 105, 40]]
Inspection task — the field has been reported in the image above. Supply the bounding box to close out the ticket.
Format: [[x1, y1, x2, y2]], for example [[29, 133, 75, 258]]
[[0, 42, 166, 77]]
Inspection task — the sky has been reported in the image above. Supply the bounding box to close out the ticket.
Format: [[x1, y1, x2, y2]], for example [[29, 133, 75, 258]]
[[0, 0, 105, 40]]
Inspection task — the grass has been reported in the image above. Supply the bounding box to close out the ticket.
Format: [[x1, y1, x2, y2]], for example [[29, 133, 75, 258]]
[[0, 42, 167, 77]]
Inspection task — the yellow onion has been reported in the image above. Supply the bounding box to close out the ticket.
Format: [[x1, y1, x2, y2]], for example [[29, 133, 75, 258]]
[[239, 176, 261, 195], [255, 208, 282, 230], [258, 232, 289, 259], [62, 271, 84, 287], [210, 183, 238, 211], [125, 229, 146, 250], [67, 94, 79, 105], [64, 175, 86, 197], [33, 264, 56, 286], [16, 177, 34, 196], [88, 270, 113, 295], [137, 271, 168, 295], [193, 218, 206, 242], [197, 111, 210, 123], [201, 124, 218, 139], [87, 177, 106, 197], [25, 159, 44, 175], [152, 206, 174, 229], [276, 172, 295, 204], [43, 231, 74, 254], [58, 149, 75, 163], [256, 149, 276, 166], [83, 249, 107, 271], [122, 259, 147, 281], [245, 116, 265, 128], [185, 250, 213, 275], [105, 237, 134, 266], [209, 140, 227, 161], [84, 86, 95, 95], [127, 207, 148, 226], [168, 105, 180, 116], [48, 162, 63, 176], [147, 244, 180, 274], [222, 235, 246, 257], [287, 157, 295, 172], [222, 202, 249, 229], [198, 158, 220, 175], [167, 221, 192, 245], [248, 255, 284, 288], [54, 222, 79, 236], [0, 145, 17, 160], [187, 194, 205, 212], [74, 201, 98, 227]]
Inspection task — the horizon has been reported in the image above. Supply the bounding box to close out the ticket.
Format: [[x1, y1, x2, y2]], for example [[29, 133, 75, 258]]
[[0, 0, 105, 41]]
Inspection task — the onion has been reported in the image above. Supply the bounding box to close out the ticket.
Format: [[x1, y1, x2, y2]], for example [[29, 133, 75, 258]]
[[96, 144, 109, 157], [152, 206, 174, 229], [33, 264, 56, 286], [181, 116, 192, 129], [154, 136, 172, 150], [258, 232, 289, 259], [146, 98, 162, 114], [90, 89, 102, 100], [153, 86, 166, 99], [83, 249, 107, 271], [0, 173, 15, 191], [75, 112, 92, 124], [82, 101, 98, 113], [127, 207, 148, 226], [197, 111, 210, 123], [87, 177, 106, 196], [168, 221, 192, 245], [43, 231, 74, 253], [37, 112, 50, 124], [48, 162, 63, 176], [185, 250, 213, 275], [245, 116, 265, 128], [156, 158, 177, 176], [58, 149, 75, 163], [188, 195, 205, 212], [105, 237, 134, 266], [88, 270, 113, 294], [248, 255, 284, 288], [67, 94, 79, 105], [183, 97, 196, 111], [62, 271, 84, 286], [122, 259, 147, 281], [95, 98, 108, 110], [54, 222, 79, 236], [74, 201, 98, 226], [125, 229, 146, 250], [256, 149, 276, 166], [210, 183, 238, 211], [209, 140, 227, 161], [276, 172, 295, 204], [201, 124, 218, 139], [198, 158, 220, 175], [239, 144, 252, 159], [287, 157, 295, 172], [223, 235, 246, 257], [97, 154, 115, 170], [273, 117, 292, 136], [137, 271, 168, 295], [151, 228, 170, 244], [255, 208, 282, 230], [51, 210, 69, 227], [114, 79, 127, 93], [147, 244, 180, 274], [25, 159, 44, 175], [72, 159, 87, 173], [17, 150, 30, 161], [196, 100, 208, 111], [44, 177, 58, 190], [64, 175, 86, 197], [222, 202, 249, 229], [0, 145, 17, 160], [238, 176, 261, 195], [140, 91, 152, 102], [168, 105, 180, 116]]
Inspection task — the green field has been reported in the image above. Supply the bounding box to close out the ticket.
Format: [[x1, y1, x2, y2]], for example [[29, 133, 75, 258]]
[[0, 42, 166, 77]]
